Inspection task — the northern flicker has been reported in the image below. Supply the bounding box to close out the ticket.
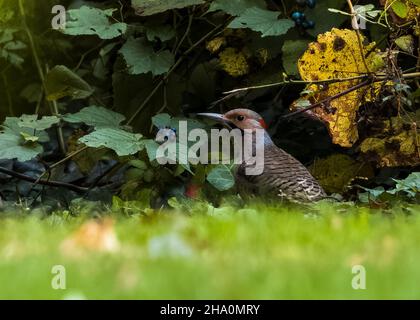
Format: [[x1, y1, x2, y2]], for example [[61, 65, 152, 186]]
[[198, 109, 326, 202]]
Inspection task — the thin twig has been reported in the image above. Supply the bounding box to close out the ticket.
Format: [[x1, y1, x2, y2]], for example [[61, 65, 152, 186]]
[[223, 74, 371, 94], [75, 41, 106, 71], [174, 11, 194, 55], [346, 0, 371, 73], [47, 64, 67, 154], [223, 72, 420, 95], [283, 79, 373, 118], [18, 0, 45, 84], [2, 73, 14, 116], [33, 145, 90, 186], [0, 166, 89, 193]]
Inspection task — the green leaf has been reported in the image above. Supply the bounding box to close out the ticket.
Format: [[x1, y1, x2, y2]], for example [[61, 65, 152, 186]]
[[45, 65, 93, 101], [170, 117, 206, 132], [207, 165, 235, 191], [144, 139, 160, 161], [3, 117, 49, 143], [0, 131, 43, 161], [63, 106, 126, 129], [408, 0, 420, 6], [145, 24, 176, 41], [129, 159, 148, 170], [152, 113, 172, 128], [132, 0, 205, 16], [229, 8, 294, 37], [294, 98, 311, 108], [20, 132, 39, 143], [0, 117, 45, 162], [119, 37, 174, 76], [391, 1, 409, 18], [79, 128, 144, 156], [17, 115, 60, 131], [388, 173, 420, 198], [208, 0, 266, 16], [395, 35, 414, 54], [358, 186, 385, 203], [62, 6, 127, 39], [0, 28, 27, 67], [282, 40, 310, 75]]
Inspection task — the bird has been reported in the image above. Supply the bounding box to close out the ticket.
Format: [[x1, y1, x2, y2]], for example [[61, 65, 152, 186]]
[[198, 108, 326, 202]]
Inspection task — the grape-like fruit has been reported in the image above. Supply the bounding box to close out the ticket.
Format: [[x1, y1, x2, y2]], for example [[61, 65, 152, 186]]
[[291, 11, 305, 21], [303, 20, 315, 29]]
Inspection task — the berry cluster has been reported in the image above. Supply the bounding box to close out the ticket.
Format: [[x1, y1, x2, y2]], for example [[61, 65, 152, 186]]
[[291, 0, 316, 30]]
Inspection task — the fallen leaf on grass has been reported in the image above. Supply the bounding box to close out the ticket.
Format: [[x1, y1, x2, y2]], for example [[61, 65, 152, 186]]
[[61, 218, 119, 257]]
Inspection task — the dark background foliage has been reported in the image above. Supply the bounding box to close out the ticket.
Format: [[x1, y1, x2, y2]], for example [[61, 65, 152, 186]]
[[0, 0, 418, 208]]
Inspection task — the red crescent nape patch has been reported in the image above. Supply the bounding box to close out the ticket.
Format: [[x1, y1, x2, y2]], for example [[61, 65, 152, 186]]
[[258, 118, 268, 129]]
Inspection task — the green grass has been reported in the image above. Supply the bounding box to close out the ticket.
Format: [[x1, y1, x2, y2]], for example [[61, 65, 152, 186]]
[[1, 201, 420, 299]]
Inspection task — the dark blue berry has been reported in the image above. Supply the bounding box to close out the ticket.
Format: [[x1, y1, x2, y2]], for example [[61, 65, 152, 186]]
[[295, 18, 304, 26], [291, 11, 304, 21], [306, 0, 316, 9], [302, 20, 315, 29]]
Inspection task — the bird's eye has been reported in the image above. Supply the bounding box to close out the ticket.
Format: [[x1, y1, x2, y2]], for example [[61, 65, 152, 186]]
[[237, 115, 245, 121]]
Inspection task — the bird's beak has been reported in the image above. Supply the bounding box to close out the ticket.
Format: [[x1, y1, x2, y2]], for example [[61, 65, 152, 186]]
[[196, 113, 233, 129]]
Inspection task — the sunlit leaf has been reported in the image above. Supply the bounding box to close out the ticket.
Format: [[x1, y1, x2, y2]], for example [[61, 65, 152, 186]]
[[391, 1, 409, 18]]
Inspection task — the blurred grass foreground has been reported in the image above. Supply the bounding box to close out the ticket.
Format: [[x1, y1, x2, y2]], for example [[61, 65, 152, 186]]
[[1, 201, 420, 299]]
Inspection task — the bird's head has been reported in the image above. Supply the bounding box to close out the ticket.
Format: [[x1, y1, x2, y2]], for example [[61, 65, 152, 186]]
[[197, 108, 267, 131]]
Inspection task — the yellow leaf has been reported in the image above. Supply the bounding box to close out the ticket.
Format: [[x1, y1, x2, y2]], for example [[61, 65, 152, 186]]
[[359, 112, 420, 167], [206, 37, 226, 53], [218, 47, 250, 77], [291, 28, 386, 147]]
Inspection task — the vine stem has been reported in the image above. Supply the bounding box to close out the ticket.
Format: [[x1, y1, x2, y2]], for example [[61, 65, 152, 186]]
[[0, 166, 89, 193], [127, 21, 228, 125], [32, 145, 90, 185], [224, 75, 372, 94], [18, 0, 66, 154], [18, 0, 45, 84], [223, 72, 420, 95], [346, 0, 371, 73], [2, 73, 14, 116], [283, 79, 373, 118]]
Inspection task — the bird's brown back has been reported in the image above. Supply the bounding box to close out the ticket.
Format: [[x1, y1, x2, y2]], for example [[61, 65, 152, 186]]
[[237, 143, 326, 202]]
